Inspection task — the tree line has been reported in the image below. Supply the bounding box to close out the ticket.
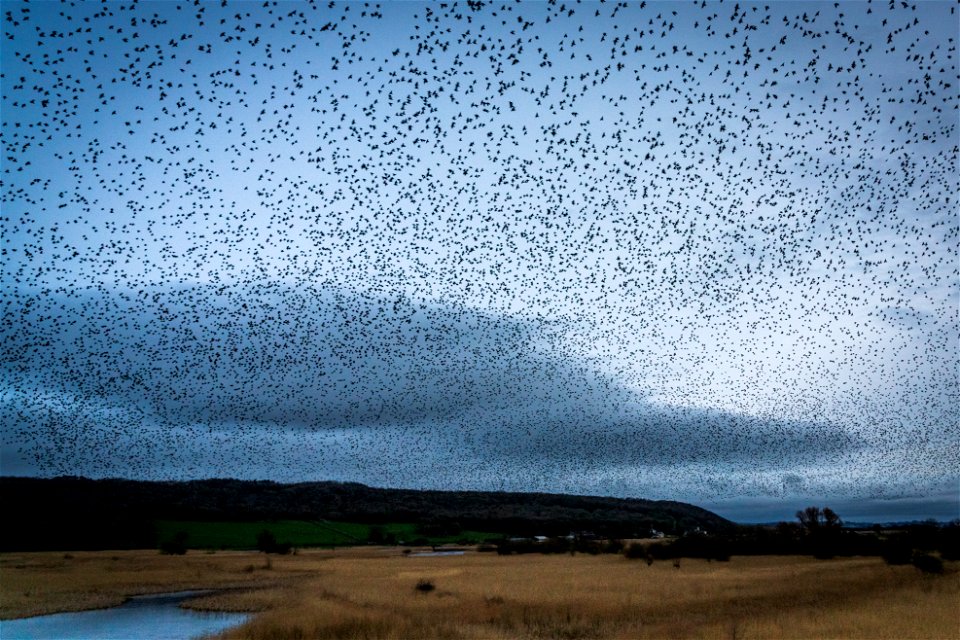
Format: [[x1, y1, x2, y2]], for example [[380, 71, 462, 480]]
[[495, 506, 959, 574], [0, 476, 729, 551]]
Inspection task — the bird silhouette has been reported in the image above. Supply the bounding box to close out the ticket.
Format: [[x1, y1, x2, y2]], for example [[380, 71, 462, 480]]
[[0, 0, 955, 509]]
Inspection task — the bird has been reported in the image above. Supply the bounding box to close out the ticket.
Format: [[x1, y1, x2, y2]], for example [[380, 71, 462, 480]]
[[0, 0, 955, 510]]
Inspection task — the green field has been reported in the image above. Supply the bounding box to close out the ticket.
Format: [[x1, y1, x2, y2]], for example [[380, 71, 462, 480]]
[[156, 519, 499, 550]]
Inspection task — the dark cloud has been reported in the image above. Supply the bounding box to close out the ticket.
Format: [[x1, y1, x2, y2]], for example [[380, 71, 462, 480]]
[[0, 1, 956, 516], [3, 283, 858, 485]]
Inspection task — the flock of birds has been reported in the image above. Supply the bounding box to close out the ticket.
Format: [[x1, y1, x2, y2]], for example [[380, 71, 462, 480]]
[[1, 1, 956, 504]]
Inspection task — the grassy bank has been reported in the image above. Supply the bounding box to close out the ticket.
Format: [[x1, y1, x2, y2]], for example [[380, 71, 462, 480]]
[[2, 549, 957, 638]]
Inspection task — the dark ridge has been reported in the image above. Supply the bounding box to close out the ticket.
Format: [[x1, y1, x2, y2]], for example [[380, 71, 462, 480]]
[[1, 476, 732, 551]]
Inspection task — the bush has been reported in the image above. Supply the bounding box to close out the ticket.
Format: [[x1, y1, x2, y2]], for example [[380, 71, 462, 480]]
[[623, 543, 649, 560], [367, 526, 396, 545], [256, 529, 292, 555], [881, 536, 914, 566], [623, 542, 654, 567], [159, 530, 189, 555], [938, 521, 960, 561], [368, 526, 385, 544], [603, 539, 625, 554], [414, 579, 436, 593], [912, 553, 944, 574], [676, 534, 732, 561], [631, 535, 733, 562]]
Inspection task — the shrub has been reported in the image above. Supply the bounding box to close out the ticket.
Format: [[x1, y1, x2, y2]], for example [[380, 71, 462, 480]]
[[368, 526, 386, 544], [256, 529, 292, 555], [604, 539, 625, 554], [672, 534, 732, 561], [881, 536, 914, 566], [912, 553, 944, 574], [415, 579, 436, 593], [159, 530, 189, 555], [622, 543, 656, 565], [705, 538, 732, 562], [938, 521, 960, 561]]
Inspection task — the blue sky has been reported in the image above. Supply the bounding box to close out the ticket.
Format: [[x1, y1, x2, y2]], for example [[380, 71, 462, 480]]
[[2, 0, 957, 523]]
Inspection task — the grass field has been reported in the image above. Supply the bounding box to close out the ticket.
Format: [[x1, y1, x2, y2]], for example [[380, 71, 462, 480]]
[[2, 549, 957, 639], [156, 520, 499, 549]]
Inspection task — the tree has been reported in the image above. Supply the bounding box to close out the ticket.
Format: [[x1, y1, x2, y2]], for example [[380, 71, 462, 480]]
[[159, 530, 189, 555], [796, 506, 843, 532], [256, 529, 291, 554], [796, 506, 843, 558], [822, 507, 841, 529], [368, 526, 386, 544]]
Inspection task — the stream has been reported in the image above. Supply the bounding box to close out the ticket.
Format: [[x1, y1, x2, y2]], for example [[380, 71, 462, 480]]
[[1, 590, 251, 640]]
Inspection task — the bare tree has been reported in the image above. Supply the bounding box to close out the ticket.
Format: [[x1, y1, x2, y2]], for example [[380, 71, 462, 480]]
[[796, 506, 844, 558], [796, 506, 842, 532]]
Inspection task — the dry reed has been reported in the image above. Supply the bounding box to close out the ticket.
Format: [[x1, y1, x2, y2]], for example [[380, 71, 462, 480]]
[[3, 549, 957, 639]]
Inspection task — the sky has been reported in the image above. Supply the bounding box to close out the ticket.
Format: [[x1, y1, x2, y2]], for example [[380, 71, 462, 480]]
[[1, 0, 957, 523]]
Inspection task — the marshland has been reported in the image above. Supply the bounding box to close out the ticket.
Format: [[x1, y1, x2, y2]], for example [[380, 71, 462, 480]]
[[2, 547, 957, 640]]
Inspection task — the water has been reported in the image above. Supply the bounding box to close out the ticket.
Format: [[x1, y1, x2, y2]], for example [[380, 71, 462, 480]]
[[0, 590, 251, 640], [408, 550, 466, 557]]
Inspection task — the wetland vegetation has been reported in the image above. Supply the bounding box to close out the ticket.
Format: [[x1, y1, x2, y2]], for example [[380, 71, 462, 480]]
[[2, 548, 957, 639]]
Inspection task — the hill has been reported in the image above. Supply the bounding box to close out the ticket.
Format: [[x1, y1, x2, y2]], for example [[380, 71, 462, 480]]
[[1, 476, 732, 551]]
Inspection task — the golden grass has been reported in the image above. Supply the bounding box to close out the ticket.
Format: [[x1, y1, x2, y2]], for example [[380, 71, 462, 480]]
[[0, 549, 293, 618], [3, 549, 957, 639]]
